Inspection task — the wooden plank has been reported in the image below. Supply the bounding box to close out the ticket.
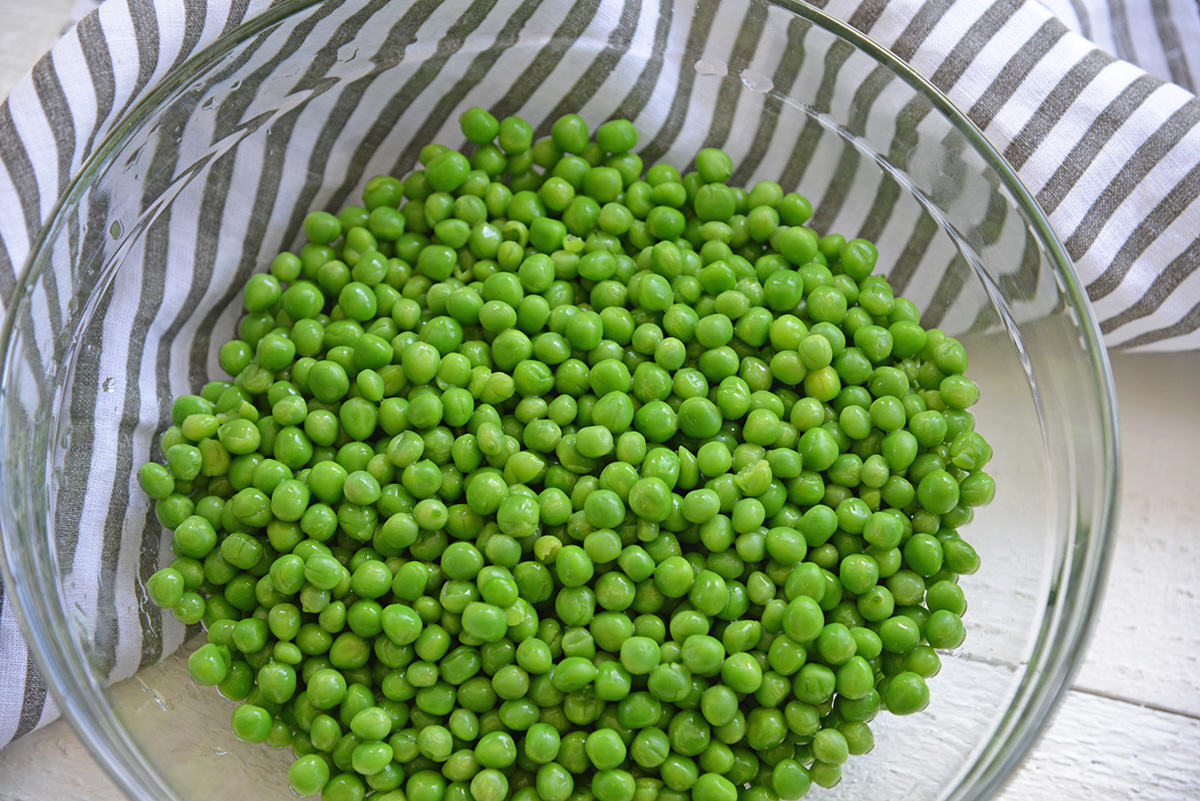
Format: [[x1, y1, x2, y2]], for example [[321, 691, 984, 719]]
[[0, 0, 78, 98], [997, 689, 1200, 800], [0, 718, 122, 801], [1069, 353, 1200, 718]]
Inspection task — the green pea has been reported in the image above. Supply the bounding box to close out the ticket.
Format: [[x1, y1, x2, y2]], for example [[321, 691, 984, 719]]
[[146, 567, 186, 609], [187, 643, 231, 686], [288, 754, 331, 797], [140, 116, 1002, 799], [718, 652, 760, 694], [230, 704, 273, 744], [926, 609, 966, 650], [460, 106, 499, 143]]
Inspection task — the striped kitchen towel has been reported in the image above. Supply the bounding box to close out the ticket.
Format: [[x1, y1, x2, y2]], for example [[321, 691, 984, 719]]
[[0, 0, 1193, 751]]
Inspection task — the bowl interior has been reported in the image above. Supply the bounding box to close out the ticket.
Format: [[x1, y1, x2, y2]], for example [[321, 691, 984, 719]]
[[0, 1, 1116, 800]]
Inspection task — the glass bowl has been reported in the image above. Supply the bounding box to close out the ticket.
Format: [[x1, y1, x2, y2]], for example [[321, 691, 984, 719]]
[[0, 1, 1118, 800]]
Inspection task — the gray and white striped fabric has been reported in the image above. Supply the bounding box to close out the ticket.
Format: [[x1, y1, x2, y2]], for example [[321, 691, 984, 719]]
[[0, 0, 1195, 751]]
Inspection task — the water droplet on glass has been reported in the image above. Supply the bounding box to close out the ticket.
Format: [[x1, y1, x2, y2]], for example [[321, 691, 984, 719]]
[[109, 221, 122, 240], [151, 689, 170, 712], [102, 377, 114, 392], [694, 59, 727, 77], [740, 69, 774, 94]]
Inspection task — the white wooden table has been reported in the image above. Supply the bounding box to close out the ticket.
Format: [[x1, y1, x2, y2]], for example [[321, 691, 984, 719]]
[[1, 5, 1199, 799]]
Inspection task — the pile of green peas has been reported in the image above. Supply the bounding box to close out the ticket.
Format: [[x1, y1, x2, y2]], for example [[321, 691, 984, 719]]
[[138, 108, 991, 801]]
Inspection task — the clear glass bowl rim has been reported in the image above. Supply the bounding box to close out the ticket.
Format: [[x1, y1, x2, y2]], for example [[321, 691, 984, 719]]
[[0, 1, 1120, 801]]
